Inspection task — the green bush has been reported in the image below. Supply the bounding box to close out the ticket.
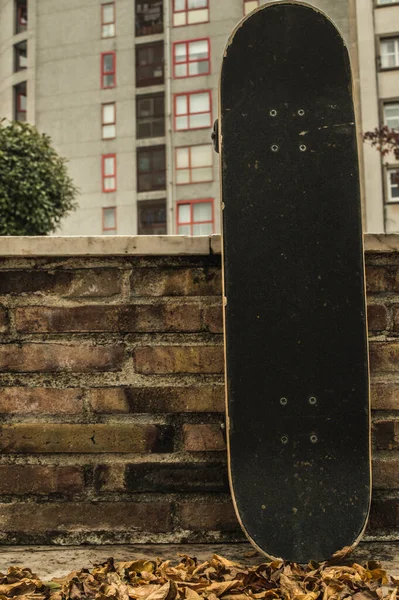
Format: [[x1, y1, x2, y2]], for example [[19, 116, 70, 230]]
[[0, 119, 78, 235]]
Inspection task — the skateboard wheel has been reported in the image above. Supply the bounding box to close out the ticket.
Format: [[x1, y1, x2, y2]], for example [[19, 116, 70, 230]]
[[281, 435, 289, 444], [270, 109, 277, 117], [310, 434, 318, 444], [271, 144, 279, 152], [211, 119, 219, 153], [309, 396, 317, 405], [280, 397, 288, 406], [299, 144, 307, 152], [298, 109, 305, 116]]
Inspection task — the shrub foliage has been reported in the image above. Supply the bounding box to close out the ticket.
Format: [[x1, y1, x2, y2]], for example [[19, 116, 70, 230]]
[[0, 119, 78, 235]]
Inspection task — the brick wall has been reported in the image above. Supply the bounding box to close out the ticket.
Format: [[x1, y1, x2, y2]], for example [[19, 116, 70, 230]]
[[0, 234, 396, 544]]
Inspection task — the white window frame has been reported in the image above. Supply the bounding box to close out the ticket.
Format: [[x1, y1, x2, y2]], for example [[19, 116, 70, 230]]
[[380, 37, 399, 69]]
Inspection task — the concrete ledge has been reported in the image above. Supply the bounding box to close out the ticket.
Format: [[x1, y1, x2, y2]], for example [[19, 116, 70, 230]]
[[0, 234, 396, 257], [0, 236, 216, 257]]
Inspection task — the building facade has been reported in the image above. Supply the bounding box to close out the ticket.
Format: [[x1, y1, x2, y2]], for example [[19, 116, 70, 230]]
[[357, 0, 399, 233], [0, 0, 362, 235]]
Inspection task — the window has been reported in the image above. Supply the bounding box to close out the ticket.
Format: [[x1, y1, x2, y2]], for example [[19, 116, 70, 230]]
[[377, 0, 397, 4], [137, 94, 165, 139], [177, 200, 214, 235], [136, 43, 164, 87], [173, 39, 210, 78], [137, 146, 166, 192], [14, 41, 27, 72], [387, 170, 399, 202], [244, 0, 259, 14], [101, 3, 115, 38], [174, 90, 212, 131], [136, 0, 163, 36], [15, 0, 27, 34], [102, 154, 117, 192], [176, 145, 213, 184], [173, 0, 209, 27], [384, 103, 399, 130], [102, 207, 117, 233], [101, 52, 116, 88], [102, 103, 116, 139], [14, 82, 27, 122], [380, 38, 399, 69], [138, 199, 167, 234]]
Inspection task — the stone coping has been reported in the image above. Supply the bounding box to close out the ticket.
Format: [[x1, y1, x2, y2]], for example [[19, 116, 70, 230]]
[[0, 234, 394, 256]]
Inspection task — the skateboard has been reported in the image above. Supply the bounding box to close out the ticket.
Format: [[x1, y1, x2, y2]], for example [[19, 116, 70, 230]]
[[215, 1, 371, 563]]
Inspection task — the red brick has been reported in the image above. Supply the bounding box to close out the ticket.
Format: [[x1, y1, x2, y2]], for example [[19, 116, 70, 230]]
[[369, 342, 399, 373], [373, 420, 396, 450], [373, 456, 399, 489], [178, 499, 239, 531], [90, 385, 225, 413], [368, 304, 388, 332], [366, 266, 394, 293], [183, 424, 226, 452], [0, 307, 8, 333], [134, 346, 224, 374], [15, 303, 202, 333], [0, 424, 173, 453], [203, 305, 223, 333], [371, 383, 399, 410], [0, 344, 124, 372], [368, 498, 398, 531], [0, 502, 172, 533], [0, 270, 121, 298], [130, 268, 222, 297], [0, 388, 83, 414], [0, 465, 84, 495]]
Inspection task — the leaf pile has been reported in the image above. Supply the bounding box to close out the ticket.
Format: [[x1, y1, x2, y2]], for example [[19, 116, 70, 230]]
[[0, 555, 397, 600]]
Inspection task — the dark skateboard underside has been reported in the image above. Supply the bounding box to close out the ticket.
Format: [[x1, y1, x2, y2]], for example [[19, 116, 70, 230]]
[[220, 2, 370, 562]]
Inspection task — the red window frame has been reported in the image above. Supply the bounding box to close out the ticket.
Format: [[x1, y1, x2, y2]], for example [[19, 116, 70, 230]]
[[102, 102, 116, 139], [173, 38, 211, 79], [102, 206, 117, 232], [101, 51, 116, 89], [102, 154, 117, 193], [101, 2, 115, 38], [174, 90, 212, 131], [176, 199, 214, 235], [244, 0, 259, 14], [175, 144, 213, 185], [172, 0, 210, 27]]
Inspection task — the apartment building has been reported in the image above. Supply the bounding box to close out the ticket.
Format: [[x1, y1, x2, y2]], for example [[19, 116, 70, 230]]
[[0, 0, 357, 235], [357, 0, 399, 233]]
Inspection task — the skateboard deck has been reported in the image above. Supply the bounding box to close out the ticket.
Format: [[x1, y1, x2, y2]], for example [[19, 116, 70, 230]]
[[218, 1, 371, 563]]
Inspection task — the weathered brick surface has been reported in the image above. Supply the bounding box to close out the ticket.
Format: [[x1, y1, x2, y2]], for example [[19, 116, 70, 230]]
[[203, 305, 223, 333], [15, 303, 202, 333], [0, 388, 83, 414], [370, 342, 399, 373], [0, 307, 8, 332], [134, 346, 224, 374], [131, 268, 222, 296], [183, 424, 226, 452], [0, 249, 398, 542], [371, 383, 399, 410], [368, 304, 388, 332], [373, 456, 399, 489], [0, 502, 172, 533], [0, 344, 124, 372], [0, 465, 84, 495], [178, 499, 240, 531], [0, 270, 121, 297], [0, 424, 173, 453], [90, 386, 225, 413], [94, 462, 229, 493]]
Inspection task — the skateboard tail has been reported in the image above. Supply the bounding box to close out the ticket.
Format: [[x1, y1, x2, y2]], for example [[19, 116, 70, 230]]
[[219, 1, 371, 562]]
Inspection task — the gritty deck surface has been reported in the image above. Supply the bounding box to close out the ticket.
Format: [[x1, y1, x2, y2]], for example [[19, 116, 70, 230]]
[[0, 543, 399, 580]]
